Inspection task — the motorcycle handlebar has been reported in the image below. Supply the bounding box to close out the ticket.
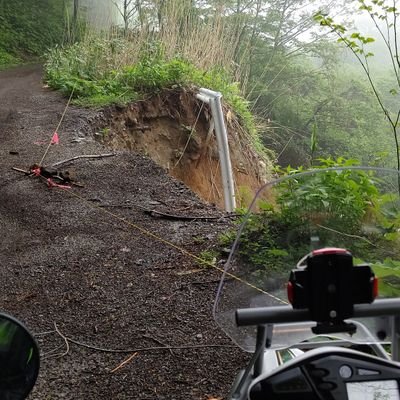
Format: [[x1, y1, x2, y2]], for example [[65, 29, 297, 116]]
[[235, 298, 400, 327]]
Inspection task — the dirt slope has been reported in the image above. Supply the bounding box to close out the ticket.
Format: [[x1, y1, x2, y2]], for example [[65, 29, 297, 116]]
[[94, 89, 270, 209], [0, 65, 247, 399]]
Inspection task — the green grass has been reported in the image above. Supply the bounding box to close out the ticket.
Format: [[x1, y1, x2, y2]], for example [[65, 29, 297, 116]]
[[44, 40, 261, 141], [43, 34, 275, 163]]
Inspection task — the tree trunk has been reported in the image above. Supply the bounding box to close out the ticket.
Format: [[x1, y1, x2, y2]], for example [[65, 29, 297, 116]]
[[73, 0, 79, 25], [72, 0, 79, 41], [124, 0, 128, 36]]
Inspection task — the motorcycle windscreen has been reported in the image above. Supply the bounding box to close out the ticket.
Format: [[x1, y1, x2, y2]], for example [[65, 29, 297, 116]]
[[214, 167, 400, 352]]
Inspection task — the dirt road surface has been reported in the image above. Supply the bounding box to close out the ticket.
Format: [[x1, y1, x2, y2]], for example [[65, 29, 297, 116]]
[[0, 65, 246, 399]]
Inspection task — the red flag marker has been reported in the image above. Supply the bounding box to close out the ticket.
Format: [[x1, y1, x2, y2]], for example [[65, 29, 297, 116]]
[[51, 132, 59, 145]]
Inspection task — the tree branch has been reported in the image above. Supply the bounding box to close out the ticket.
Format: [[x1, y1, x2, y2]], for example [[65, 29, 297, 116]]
[[51, 153, 116, 168]]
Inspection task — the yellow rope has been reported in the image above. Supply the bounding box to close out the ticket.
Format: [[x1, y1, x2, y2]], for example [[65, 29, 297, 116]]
[[49, 183, 284, 299]]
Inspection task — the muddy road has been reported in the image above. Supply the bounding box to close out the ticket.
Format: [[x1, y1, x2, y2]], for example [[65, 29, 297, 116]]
[[0, 65, 246, 399]]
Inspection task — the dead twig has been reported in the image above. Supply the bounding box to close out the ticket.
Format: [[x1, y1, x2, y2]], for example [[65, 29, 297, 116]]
[[71, 181, 85, 188], [51, 153, 116, 168], [41, 345, 65, 359], [316, 224, 378, 248], [99, 203, 238, 221], [142, 334, 173, 355], [138, 206, 237, 221], [99, 204, 134, 209], [12, 167, 29, 174], [110, 352, 138, 373], [53, 322, 70, 358], [13, 165, 84, 188], [50, 325, 235, 354]]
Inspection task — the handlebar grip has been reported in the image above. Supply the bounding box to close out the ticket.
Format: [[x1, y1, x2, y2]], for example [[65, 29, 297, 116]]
[[235, 298, 400, 327]]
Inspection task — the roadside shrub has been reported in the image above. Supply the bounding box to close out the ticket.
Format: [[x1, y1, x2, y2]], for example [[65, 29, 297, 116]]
[[276, 157, 379, 234], [0, 48, 19, 69], [226, 157, 393, 276]]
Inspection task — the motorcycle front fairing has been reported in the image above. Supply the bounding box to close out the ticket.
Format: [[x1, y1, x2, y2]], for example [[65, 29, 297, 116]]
[[214, 167, 400, 397]]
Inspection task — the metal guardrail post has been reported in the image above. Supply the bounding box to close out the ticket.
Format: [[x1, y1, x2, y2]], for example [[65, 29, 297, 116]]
[[195, 88, 236, 212]]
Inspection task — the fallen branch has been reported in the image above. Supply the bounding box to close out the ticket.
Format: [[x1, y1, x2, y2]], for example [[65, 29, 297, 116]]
[[110, 352, 138, 373], [51, 325, 235, 354], [136, 204, 238, 221], [51, 153, 116, 168], [143, 209, 231, 221], [99, 203, 238, 221], [12, 166, 84, 188]]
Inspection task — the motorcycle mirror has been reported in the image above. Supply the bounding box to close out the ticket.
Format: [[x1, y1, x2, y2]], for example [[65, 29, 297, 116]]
[[0, 313, 39, 399]]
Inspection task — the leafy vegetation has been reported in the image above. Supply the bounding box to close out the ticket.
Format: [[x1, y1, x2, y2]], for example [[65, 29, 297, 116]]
[[275, 158, 379, 233], [45, 37, 259, 146], [223, 159, 400, 296]]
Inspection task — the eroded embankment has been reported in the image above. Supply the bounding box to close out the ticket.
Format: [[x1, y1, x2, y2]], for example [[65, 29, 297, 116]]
[[94, 88, 271, 208]]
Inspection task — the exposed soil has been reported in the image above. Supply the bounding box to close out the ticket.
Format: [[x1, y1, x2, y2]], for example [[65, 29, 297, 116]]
[[0, 65, 248, 399], [94, 88, 270, 209]]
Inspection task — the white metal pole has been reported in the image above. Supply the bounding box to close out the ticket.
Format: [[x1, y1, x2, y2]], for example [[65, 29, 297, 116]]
[[196, 89, 236, 212], [210, 97, 236, 212]]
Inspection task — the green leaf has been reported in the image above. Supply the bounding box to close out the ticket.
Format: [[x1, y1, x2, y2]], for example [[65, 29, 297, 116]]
[[359, 5, 373, 11], [310, 123, 318, 153]]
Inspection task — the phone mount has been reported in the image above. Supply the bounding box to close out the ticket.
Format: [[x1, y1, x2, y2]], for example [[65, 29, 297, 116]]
[[287, 248, 377, 335], [232, 248, 400, 400]]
